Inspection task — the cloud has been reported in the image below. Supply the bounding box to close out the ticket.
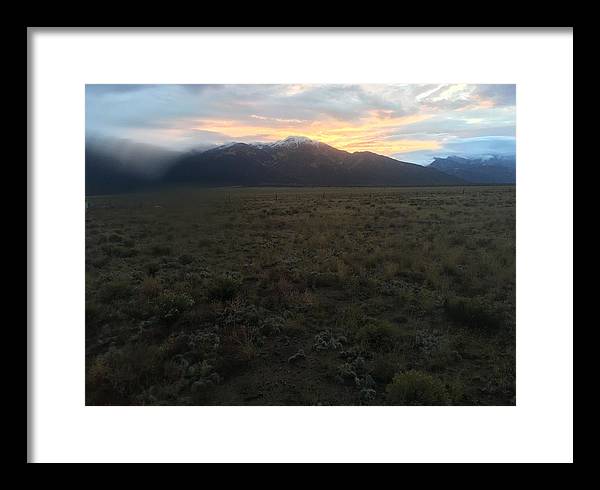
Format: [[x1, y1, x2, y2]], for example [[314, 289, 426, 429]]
[[85, 84, 158, 95], [86, 84, 516, 158], [394, 136, 516, 165], [475, 84, 516, 106], [414, 84, 516, 111], [445, 135, 516, 155]]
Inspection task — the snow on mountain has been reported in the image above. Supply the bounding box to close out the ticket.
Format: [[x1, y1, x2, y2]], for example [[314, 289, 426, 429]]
[[269, 136, 322, 148], [428, 155, 516, 184], [211, 136, 322, 151]]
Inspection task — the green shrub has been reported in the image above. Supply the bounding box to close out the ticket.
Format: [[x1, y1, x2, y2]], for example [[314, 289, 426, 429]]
[[356, 320, 401, 352], [86, 343, 165, 404], [260, 316, 285, 336], [280, 314, 306, 337], [141, 276, 161, 298], [145, 262, 160, 276], [148, 244, 172, 257], [85, 301, 101, 325], [336, 305, 364, 334], [156, 291, 195, 324], [308, 272, 339, 288], [179, 254, 194, 265], [99, 278, 132, 303], [101, 244, 138, 258], [371, 356, 399, 383], [444, 296, 503, 332], [207, 275, 241, 301], [386, 370, 449, 405]]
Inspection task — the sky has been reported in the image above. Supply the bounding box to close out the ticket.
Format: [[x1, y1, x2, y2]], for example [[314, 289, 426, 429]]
[[86, 84, 516, 165]]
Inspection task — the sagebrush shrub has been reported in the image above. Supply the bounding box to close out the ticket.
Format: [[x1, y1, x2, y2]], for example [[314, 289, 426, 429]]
[[86, 343, 165, 404], [386, 370, 449, 405], [141, 276, 161, 298], [444, 296, 503, 332], [356, 320, 400, 352], [101, 244, 138, 258], [308, 272, 338, 288], [156, 291, 195, 324], [99, 278, 132, 303], [148, 244, 172, 257], [145, 262, 160, 276], [179, 254, 194, 265], [207, 275, 241, 301], [371, 356, 399, 383]]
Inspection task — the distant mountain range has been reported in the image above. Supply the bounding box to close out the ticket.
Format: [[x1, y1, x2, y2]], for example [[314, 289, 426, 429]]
[[428, 155, 516, 184], [86, 136, 515, 195]]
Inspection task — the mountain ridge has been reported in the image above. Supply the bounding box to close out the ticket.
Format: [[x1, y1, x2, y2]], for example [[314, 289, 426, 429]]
[[86, 136, 467, 195], [428, 155, 516, 184], [164, 136, 464, 187]]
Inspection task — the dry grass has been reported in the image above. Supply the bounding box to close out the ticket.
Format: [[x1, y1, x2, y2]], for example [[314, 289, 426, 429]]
[[86, 186, 515, 406]]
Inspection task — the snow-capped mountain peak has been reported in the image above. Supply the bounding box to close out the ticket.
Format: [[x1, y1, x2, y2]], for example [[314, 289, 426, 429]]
[[270, 136, 320, 148], [210, 136, 321, 151]]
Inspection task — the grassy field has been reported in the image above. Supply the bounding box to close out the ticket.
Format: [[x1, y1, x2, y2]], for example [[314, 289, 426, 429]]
[[85, 186, 515, 405]]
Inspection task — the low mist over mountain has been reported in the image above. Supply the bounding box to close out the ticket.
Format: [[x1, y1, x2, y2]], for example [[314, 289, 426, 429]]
[[428, 155, 516, 184], [86, 136, 465, 195], [85, 138, 181, 195]]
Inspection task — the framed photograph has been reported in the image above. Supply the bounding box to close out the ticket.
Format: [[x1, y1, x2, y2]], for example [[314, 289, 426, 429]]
[[28, 27, 573, 463]]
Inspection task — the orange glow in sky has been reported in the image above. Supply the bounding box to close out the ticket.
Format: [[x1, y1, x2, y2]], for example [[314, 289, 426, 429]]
[[86, 84, 516, 164], [189, 113, 440, 156]]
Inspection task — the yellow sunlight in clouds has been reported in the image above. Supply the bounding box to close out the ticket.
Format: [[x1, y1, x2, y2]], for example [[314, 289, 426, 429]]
[[190, 113, 439, 156]]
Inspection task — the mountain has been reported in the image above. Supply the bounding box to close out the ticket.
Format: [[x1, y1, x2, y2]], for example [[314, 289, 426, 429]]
[[163, 136, 463, 187], [428, 155, 516, 184], [86, 136, 466, 194]]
